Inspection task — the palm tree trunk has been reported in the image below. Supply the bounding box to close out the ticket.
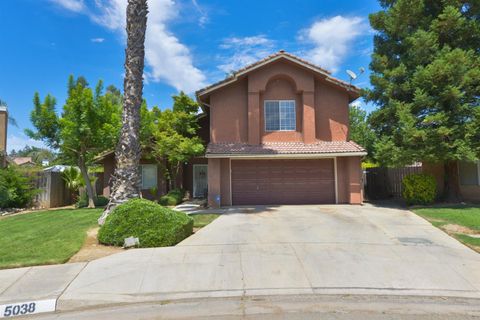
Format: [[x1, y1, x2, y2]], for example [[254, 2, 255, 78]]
[[99, 0, 148, 224]]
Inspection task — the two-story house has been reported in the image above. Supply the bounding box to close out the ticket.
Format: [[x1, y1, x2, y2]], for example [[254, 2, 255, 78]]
[[97, 51, 366, 207], [196, 51, 366, 207]]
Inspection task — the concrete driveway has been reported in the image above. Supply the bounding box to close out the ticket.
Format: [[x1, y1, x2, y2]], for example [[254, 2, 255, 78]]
[[1, 204, 480, 314]]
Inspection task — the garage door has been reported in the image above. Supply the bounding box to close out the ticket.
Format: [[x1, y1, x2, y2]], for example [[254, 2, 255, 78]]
[[231, 159, 335, 205]]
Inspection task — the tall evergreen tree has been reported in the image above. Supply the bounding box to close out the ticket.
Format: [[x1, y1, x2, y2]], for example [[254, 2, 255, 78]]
[[366, 0, 480, 201]]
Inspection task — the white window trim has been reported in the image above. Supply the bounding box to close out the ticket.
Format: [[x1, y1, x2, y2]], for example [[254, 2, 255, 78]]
[[264, 100, 296, 132], [140, 164, 158, 190]]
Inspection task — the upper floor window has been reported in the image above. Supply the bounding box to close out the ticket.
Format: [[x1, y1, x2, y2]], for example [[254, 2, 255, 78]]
[[264, 100, 296, 131]]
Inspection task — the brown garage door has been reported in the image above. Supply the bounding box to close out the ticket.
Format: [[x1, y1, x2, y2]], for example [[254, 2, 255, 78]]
[[231, 159, 335, 205]]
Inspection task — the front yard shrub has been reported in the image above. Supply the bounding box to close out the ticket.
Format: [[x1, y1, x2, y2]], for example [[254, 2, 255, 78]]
[[402, 173, 437, 205], [0, 166, 38, 209], [76, 194, 109, 208], [159, 188, 185, 206], [98, 198, 193, 247]]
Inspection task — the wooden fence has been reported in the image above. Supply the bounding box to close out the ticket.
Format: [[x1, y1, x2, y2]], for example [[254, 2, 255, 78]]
[[364, 166, 423, 200]]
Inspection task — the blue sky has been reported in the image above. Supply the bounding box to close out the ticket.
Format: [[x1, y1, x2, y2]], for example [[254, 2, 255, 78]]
[[0, 0, 380, 152]]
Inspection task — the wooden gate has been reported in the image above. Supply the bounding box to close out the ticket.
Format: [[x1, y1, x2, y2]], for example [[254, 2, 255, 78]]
[[364, 166, 422, 200]]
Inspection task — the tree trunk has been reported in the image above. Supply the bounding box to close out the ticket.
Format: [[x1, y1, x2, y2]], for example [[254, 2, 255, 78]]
[[78, 156, 95, 208], [99, 0, 148, 225], [443, 161, 462, 203]]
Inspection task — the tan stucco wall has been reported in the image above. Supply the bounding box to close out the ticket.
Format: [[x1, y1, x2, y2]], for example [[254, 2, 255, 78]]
[[347, 156, 363, 204], [207, 158, 232, 207], [336, 157, 349, 204], [208, 59, 350, 144], [315, 81, 349, 141], [210, 79, 248, 143]]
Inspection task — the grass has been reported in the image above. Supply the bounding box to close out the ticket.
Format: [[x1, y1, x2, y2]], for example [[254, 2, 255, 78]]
[[0, 208, 102, 269], [191, 213, 220, 228], [412, 205, 480, 251]]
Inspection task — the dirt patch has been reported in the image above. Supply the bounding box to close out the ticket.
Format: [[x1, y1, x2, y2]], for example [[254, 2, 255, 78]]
[[69, 228, 124, 263], [442, 224, 478, 235]]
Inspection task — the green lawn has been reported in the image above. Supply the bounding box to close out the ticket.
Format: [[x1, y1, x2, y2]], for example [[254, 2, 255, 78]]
[[191, 214, 220, 228], [413, 205, 480, 250], [0, 208, 101, 269]]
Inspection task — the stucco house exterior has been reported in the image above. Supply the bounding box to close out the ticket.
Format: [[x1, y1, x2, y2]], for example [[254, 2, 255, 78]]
[[198, 51, 366, 207], [97, 51, 367, 207]]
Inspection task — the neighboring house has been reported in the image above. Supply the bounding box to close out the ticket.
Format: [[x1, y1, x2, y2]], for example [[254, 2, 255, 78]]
[[97, 51, 367, 207], [0, 106, 7, 168], [423, 162, 480, 202], [10, 157, 36, 167]]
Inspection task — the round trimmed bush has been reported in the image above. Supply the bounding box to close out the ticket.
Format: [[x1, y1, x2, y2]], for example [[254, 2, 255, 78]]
[[98, 198, 193, 247], [159, 189, 185, 206], [402, 173, 437, 205]]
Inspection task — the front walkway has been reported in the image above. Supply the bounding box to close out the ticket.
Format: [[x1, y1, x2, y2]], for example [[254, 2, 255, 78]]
[[1, 204, 480, 314]]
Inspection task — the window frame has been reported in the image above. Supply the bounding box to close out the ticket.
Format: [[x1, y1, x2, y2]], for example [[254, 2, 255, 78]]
[[139, 164, 158, 190], [264, 100, 296, 132]]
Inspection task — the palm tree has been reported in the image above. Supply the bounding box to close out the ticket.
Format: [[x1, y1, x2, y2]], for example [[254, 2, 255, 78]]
[[98, 0, 148, 224]]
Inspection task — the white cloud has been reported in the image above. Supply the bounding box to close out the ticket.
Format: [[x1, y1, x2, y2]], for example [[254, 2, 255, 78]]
[[7, 134, 48, 153], [91, 38, 105, 43], [218, 35, 275, 74], [300, 16, 367, 73], [191, 0, 209, 27], [50, 0, 85, 12], [51, 0, 206, 93]]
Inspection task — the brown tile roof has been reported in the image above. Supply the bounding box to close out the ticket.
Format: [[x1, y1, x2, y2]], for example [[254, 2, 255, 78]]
[[196, 50, 360, 99], [206, 141, 366, 156]]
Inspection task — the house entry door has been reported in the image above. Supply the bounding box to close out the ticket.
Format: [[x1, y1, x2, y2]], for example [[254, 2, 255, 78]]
[[193, 165, 208, 198]]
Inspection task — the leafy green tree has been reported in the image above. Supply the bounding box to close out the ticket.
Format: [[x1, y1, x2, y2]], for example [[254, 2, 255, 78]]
[[26, 76, 122, 208], [348, 104, 376, 160], [365, 0, 480, 201], [151, 92, 205, 189]]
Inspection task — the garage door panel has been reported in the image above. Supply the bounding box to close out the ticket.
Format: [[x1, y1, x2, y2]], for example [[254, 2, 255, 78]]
[[231, 159, 335, 205]]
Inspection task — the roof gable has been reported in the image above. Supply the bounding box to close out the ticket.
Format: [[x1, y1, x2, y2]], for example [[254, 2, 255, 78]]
[[196, 51, 360, 102]]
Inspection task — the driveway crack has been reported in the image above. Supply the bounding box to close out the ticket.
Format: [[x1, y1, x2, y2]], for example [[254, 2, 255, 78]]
[[238, 244, 247, 318], [290, 244, 314, 291]]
